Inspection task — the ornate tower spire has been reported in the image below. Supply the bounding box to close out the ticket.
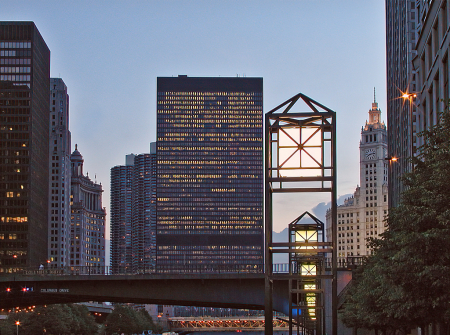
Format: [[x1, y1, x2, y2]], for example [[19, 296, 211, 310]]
[[368, 88, 381, 124]]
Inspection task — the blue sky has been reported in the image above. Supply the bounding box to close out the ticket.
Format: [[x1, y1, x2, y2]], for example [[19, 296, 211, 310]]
[[2, 1, 387, 233]]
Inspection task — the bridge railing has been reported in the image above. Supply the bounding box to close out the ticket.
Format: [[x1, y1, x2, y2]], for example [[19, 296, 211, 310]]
[[0, 260, 365, 277], [323, 256, 367, 269]]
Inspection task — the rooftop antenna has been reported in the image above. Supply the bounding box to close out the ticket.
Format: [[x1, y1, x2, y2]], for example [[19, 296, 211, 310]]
[[374, 87, 376, 103]]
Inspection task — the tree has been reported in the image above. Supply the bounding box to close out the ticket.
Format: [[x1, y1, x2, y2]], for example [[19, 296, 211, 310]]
[[341, 109, 450, 332], [135, 308, 159, 333], [105, 304, 141, 335], [105, 305, 160, 335], [4, 304, 99, 335], [67, 304, 99, 334]]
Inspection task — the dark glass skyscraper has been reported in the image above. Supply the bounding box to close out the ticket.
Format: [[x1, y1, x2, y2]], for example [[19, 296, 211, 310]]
[[385, 1, 418, 207], [0, 22, 50, 271], [156, 76, 263, 273]]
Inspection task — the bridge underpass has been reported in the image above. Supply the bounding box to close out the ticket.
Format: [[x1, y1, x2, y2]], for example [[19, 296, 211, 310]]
[[0, 273, 290, 315]]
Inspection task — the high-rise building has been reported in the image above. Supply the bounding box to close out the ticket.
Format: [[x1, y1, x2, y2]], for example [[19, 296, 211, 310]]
[[48, 78, 71, 268], [132, 144, 157, 272], [156, 76, 263, 273], [326, 95, 389, 261], [70, 145, 106, 267], [0, 22, 50, 271], [413, 2, 450, 147], [110, 143, 157, 273], [385, 1, 418, 207], [110, 154, 134, 273], [386, 1, 450, 206]]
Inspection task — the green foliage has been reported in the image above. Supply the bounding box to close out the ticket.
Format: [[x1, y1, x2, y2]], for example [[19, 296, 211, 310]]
[[4, 304, 98, 335], [105, 304, 158, 335], [0, 320, 15, 335], [341, 109, 450, 331], [2, 304, 158, 335]]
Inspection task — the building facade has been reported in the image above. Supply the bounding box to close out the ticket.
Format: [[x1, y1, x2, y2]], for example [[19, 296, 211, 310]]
[[110, 143, 157, 273], [132, 145, 157, 272], [386, 0, 450, 206], [110, 155, 134, 273], [385, 1, 419, 207], [413, 1, 450, 145], [0, 22, 50, 271], [156, 76, 263, 273], [70, 145, 106, 267], [327, 97, 389, 262], [48, 78, 71, 268]]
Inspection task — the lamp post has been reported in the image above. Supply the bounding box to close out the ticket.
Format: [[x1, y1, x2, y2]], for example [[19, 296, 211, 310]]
[[15, 320, 19, 335], [401, 91, 417, 162]]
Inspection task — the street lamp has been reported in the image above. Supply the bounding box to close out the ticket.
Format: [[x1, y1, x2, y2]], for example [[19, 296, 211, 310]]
[[400, 90, 417, 160], [15, 320, 20, 335], [402, 92, 417, 99]]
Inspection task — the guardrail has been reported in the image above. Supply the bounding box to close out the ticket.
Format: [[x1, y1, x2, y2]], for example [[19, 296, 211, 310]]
[[1, 264, 265, 276], [0, 258, 366, 277]]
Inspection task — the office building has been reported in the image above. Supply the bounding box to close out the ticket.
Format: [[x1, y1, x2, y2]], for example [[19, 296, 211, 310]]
[[48, 78, 71, 268], [413, 1, 450, 146], [385, 1, 418, 207], [70, 145, 106, 266], [326, 95, 389, 261], [156, 76, 263, 273], [110, 143, 157, 273], [386, 1, 450, 206], [0, 22, 50, 271]]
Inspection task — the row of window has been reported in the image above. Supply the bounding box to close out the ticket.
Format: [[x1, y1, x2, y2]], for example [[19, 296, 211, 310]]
[[0, 107, 30, 115], [160, 105, 262, 112], [0, 124, 28, 131], [0, 67, 30, 73], [159, 98, 261, 104], [0, 58, 31, 65], [159, 91, 261, 97], [0, 75, 30, 81], [0, 50, 31, 57], [0, 42, 31, 49]]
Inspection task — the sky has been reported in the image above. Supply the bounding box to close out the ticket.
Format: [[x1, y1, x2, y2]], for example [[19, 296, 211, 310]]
[[2, 1, 387, 235]]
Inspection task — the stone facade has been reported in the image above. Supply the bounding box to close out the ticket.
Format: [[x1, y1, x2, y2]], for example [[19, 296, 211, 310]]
[[70, 146, 106, 267], [48, 78, 71, 268]]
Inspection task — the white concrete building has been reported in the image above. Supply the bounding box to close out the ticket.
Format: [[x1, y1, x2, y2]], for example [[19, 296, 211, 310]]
[[70, 145, 106, 267], [327, 95, 389, 262]]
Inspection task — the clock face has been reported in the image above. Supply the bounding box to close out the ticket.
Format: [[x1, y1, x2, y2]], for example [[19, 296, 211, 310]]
[[365, 148, 376, 160]]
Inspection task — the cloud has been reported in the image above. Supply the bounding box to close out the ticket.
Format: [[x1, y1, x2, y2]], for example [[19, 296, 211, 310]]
[[311, 193, 353, 223]]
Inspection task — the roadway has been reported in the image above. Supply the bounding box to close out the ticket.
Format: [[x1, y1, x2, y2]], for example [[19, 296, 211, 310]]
[[0, 272, 290, 314]]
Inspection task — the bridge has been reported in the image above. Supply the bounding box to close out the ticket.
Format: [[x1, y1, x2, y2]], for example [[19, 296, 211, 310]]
[[0, 267, 291, 315], [168, 316, 289, 332], [0, 261, 358, 315]]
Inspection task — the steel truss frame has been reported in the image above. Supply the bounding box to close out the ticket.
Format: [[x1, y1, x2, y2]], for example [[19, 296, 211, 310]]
[[264, 93, 337, 335], [169, 317, 288, 331]]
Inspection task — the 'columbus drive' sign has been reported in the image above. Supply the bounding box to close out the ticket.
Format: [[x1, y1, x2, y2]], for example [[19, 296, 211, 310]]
[[40, 288, 69, 293]]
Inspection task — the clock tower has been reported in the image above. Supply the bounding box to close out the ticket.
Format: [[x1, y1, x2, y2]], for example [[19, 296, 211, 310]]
[[360, 91, 388, 191], [326, 90, 389, 261]]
